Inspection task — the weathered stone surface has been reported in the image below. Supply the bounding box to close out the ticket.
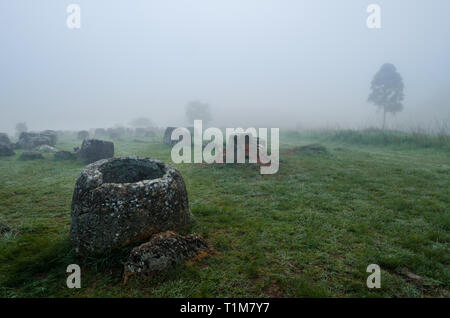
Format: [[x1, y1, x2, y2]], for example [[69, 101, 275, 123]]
[[0, 143, 15, 157], [70, 157, 190, 254], [40, 130, 58, 146], [36, 144, 57, 152], [163, 127, 176, 145], [0, 133, 11, 145], [77, 139, 114, 164], [123, 231, 208, 281], [17, 132, 55, 149], [19, 151, 44, 160], [54, 151, 76, 160]]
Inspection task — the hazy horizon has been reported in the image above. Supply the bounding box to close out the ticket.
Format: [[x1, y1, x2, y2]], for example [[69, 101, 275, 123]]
[[1, 1, 449, 134]]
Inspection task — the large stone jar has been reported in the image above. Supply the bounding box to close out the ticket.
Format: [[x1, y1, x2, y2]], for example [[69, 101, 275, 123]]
[[70, 157, 190, 254]]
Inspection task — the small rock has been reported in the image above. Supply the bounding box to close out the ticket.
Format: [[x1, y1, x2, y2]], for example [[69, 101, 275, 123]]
[[70, 157, 190, 254], [123, 231, 209, 283]]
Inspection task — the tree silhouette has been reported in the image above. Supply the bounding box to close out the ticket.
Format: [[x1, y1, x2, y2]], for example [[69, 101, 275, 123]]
[[15, 122, 27, 137], [368, 63, 405, 130], [185, 101, 212, 126]]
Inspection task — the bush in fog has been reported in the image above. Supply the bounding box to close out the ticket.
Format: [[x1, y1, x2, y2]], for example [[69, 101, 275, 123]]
[[15, 122, 27, 137], [368, 63, 404, 130], [185, 101, 212, 126]]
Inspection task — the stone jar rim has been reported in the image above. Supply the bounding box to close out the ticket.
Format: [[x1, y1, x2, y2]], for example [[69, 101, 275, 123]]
[[80, 157, 175, 189]]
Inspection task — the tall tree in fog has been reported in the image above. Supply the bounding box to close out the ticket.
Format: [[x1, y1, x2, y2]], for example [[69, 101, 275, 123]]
[[185, 101, 212, 126], [368, 63, 405, 130]]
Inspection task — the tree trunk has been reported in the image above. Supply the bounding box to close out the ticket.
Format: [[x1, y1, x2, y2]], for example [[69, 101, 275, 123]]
[[382, 109, 386, 131]]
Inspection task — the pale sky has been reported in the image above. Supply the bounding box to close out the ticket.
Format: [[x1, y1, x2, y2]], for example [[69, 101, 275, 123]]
[[1, 1, 449, 133]]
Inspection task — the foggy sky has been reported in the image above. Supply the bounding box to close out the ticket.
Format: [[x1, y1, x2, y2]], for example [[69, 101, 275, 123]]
[[1, 1, 449, 134]]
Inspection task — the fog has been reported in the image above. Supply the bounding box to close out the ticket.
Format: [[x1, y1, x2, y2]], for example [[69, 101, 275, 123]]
[[1, 0, 449, 134]]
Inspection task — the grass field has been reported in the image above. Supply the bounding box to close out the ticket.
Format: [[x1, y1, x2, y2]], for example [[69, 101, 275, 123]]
[[0, 130, 449, 297]]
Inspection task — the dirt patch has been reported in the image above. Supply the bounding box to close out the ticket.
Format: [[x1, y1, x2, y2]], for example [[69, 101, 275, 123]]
[[264, 282, 284, 298]]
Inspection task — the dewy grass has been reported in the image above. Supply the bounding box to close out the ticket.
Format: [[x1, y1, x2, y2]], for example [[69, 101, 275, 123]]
[[0, 132, 448, 297], [296, 129, 450, 150]]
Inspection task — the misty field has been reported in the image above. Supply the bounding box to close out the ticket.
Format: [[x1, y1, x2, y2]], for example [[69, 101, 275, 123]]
[[0, 131, 448, 297]]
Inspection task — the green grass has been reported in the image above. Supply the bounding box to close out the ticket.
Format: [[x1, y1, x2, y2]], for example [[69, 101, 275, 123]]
[[0, 131, 449, 297], [296, 129, 450, 150]]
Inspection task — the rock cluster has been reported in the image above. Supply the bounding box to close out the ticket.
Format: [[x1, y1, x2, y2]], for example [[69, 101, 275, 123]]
[[123, 231, 209, 282], [17, 131, 57, 149]]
